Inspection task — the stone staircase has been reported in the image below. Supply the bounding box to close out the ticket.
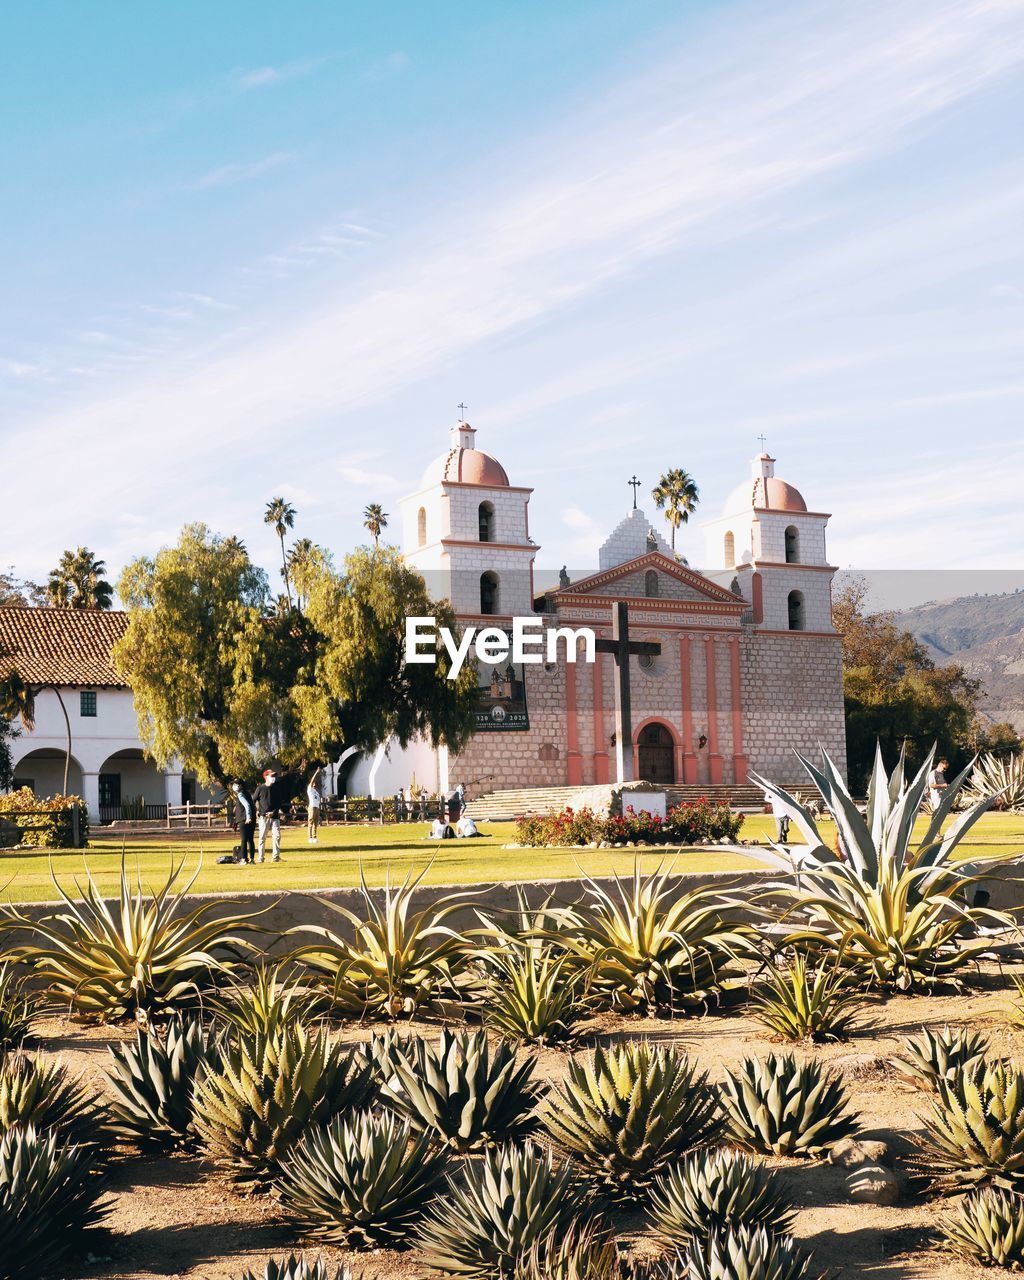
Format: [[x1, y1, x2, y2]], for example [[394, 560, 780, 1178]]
[[466, 782, 820, 822]]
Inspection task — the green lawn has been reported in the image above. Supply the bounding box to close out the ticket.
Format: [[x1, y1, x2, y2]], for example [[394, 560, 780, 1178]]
[[2, 811, 1023, 904]]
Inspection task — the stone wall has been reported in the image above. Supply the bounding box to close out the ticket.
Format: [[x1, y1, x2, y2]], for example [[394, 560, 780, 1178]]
[[740, 630, 847, 782]]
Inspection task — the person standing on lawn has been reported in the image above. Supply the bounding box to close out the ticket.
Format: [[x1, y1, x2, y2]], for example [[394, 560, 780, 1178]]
[[928, 756, 950, 811], [230, 780, 256, 864], [307, 767, 322, 843], [254, 767, 285, 863]]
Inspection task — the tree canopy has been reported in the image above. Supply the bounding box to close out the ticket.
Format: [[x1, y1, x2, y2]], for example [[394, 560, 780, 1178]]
[[114, 524, 476, 789], [46, 547, 113, 610], [833, 577, 987, 789]]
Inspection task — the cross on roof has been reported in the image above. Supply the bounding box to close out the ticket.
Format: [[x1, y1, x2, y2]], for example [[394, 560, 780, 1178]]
[[457, 402, 468, 419], [628, 475, 641, 509], [757, 433, 768, 450]]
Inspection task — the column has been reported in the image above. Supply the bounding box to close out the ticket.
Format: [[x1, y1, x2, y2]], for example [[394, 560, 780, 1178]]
[[729, 634, 749, 783], [679, 635, 698, 783], [591, 648, 609, 784], [163, 770, 183, 810], [80, 771, 100, 823], [703, 635, 724, 785], [565, 657, 583, 785]]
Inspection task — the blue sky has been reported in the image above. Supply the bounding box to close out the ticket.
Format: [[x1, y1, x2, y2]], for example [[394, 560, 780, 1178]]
[[3, 0, 1024, 600]]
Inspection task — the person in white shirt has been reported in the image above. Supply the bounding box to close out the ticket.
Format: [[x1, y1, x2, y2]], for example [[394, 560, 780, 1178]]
[[456, 814, 480, 838], [307, 767, 322, 843], [928, 757, 949, 812]]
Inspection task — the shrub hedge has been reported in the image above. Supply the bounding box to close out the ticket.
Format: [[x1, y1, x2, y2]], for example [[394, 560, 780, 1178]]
[[514, 799, 743, 848], [0, 788, 89, 848]]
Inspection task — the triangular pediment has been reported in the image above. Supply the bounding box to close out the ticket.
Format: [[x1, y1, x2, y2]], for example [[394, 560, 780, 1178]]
[[553, 552, 743, 607]]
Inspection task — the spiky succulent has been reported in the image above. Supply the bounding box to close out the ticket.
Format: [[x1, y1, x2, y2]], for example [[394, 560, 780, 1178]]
[[276, 1110, 449, 1247], [648, 1149, 794, 1245], [511, 1221, 623, 1280], [890, 1025, 989, 1092], [481, 942, 589, 1046], [416, 1143, 589, 1278], [376, 1028, 542, 1151], [681, 1226, 834, 1280], [193, 1022, 373, 1186], [0, 1053, 108, 1148], [211, 964, 325, 1039], [4, 858, 260, 1024], [542, 1042, 719, 1202], [943, 1187, 1024, 1267], [719, 1053, 857, 1158], [0, 965, 35, 1053], [751, 954, 861, 1043], [965, 751, 1024, 812], [237, 1259, 359, 1280], [543, 864, 752, 1014], [103, 1016, 222, 1150], [0, 1124, 110, 1278], [916, 1058, 1024, 1190]]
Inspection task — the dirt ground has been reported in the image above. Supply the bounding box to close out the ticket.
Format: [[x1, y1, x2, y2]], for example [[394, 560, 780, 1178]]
[[36, 961, 1024, 1280]]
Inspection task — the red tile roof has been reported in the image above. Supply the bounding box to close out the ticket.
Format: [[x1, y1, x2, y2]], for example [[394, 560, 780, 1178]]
[[0, 607, 128, 687]]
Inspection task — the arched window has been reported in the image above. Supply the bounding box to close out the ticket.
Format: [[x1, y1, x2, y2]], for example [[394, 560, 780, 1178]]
[[480, 571, 499, 616], [723, 531, 735, 569], [784, 525, 799, 564], [478, 501, 495, 543], [644, 569, 659, 598], [417, 507, 427, 547], [788, 589, 804, 631]]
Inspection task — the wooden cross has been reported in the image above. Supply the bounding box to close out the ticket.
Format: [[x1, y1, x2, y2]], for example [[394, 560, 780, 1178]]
[[628, 475, 641, 509], [457, 402, 468, 419], [594, 601, 661, 783]]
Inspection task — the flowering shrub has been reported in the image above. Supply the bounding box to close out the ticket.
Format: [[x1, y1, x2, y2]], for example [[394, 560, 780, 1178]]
[[515, 798, 743, 848], [0, 787, 89, 848]]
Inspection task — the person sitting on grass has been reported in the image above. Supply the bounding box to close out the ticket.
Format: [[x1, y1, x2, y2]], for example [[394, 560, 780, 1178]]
[[455, 813, 482, 838], [429, 816, 455, 839]]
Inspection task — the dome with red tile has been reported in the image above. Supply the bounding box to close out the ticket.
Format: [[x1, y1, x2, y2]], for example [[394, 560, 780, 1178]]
[[420, 422, 510, 488]]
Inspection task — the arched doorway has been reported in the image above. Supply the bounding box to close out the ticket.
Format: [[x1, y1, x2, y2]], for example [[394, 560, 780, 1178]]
[[11, 748, 84, 799], [636, 722, 676, 784]]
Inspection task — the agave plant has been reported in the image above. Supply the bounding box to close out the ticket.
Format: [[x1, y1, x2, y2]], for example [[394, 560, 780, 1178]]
[[681, 1226, 834, 1280], [753, 744, 1011, 990], [0, 1124, 110, 1278], [103, 1016, 222, 1150], [276, 1109, 449, 1247], [193, 1022, 374, 1186], [943, 1187, 1024, 1266], [480, 942, 590, 1046], [889, 1025, 989, 1092], [210, 963, 325, 1038], [965, 752, 1024, 812], [542, 1041, 719, 1201], [511, 1221, 624, 1280], [3, 858, 262, 1023], [751, 952, 861, 1044], [648, 1148, 794, 1244], [719, 1052, 857, 1158], [543, 862, 753, 1014], [376, 1028, 542, 1151], [416, 1143, 589, 1278], [0, 1053, 108, 1148], [0, 966, 35, 1054], [287, 866, 474, 1019], [238, 1259, 359, 1280], [916, 1058, 1024, 1190]]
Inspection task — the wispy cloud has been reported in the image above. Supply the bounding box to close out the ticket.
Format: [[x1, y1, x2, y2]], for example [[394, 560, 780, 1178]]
[[6, 0, 1024, 576], [183, 151, 295, 191], [235, 56, 328, 92]]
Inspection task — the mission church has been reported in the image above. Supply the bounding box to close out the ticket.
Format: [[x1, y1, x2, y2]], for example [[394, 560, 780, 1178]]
[[350, 420, 847, 798]]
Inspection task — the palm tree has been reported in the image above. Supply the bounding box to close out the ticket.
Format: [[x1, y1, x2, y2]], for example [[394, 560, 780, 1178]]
[[363, 503, 388, 548], [287, 538, 325, 611], [46, 547, 113, 609], [264, 497, 296, 606], [651, 469, 700, 554]]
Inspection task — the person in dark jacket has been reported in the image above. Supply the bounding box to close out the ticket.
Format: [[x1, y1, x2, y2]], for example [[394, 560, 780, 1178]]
[[230, 780, 256, 864], [254, 767, 285, 863]]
